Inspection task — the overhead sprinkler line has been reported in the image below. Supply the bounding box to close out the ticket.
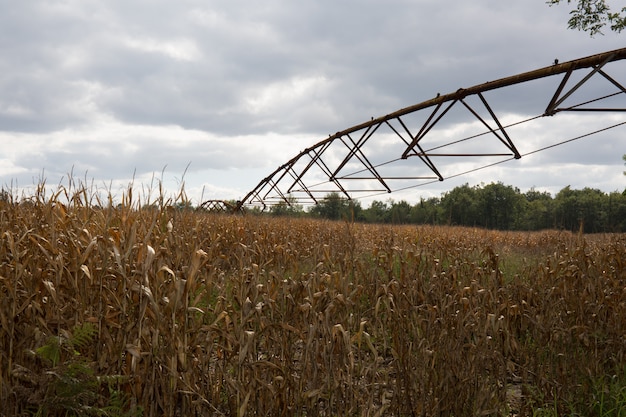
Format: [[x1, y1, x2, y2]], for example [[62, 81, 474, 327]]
[[353, 119, 626, 202], [318, 47, 626, 142], [202, 47, 626, 212]]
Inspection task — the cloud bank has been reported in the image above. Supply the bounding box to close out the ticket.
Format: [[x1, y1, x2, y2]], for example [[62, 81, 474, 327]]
[[1, 1, 624, 205]]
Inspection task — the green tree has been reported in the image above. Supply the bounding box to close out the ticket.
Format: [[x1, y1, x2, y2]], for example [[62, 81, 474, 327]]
[[606, 191, 626, 231], [411, 197, 442, 225], [576, 187, 608, 232], [520, 188, 555, 230], [269, 196, 304, 217], [389, 200, 413, 224], [347, 200, 365, 222], [309, 192, 359, 220], [363, 200, 390, 223], [440, 184, 479, 226], [554, 186, 609, 232], [554, 186, 581, 231], [476, 182, 524, 230], [547, 0, 626, 35]]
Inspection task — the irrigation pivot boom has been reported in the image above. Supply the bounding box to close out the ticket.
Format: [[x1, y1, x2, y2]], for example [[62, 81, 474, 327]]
[[226, 47, 626, 212]]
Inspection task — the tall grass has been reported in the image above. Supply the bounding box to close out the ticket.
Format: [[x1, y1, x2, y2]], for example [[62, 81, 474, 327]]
[[1, 182, 625, 416]]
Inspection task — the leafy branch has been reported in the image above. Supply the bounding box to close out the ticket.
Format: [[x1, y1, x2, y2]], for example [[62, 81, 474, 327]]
[[547, 0, 626, 35], [14, 323, 142, 417]]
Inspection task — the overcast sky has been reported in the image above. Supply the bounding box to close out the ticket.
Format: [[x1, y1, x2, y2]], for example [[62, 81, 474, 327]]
[[1, 1, 625, 208]]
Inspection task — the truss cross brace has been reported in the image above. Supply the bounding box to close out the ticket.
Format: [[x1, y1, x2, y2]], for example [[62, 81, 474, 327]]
[[545, 52, 625, 115]]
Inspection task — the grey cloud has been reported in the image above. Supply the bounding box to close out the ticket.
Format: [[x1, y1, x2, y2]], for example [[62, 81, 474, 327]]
[[1, 0, 624, 203]]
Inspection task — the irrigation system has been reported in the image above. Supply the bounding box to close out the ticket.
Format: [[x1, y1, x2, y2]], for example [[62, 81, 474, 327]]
[[201, 47, 626, 213]]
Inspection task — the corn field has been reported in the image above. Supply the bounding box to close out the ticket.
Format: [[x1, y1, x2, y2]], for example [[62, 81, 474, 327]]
[[1, 185, 625, 416]]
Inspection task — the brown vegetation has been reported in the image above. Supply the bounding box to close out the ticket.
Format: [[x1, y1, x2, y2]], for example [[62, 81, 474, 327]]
[[1, 186, 625, 416]]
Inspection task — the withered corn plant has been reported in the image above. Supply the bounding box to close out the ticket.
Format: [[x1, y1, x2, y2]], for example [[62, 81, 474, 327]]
[[1, 181, 625, 416]]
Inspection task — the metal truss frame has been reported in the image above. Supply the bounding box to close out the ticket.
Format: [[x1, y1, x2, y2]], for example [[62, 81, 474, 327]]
[[221, 47, 626, 212], [198, 199, 242, 214]]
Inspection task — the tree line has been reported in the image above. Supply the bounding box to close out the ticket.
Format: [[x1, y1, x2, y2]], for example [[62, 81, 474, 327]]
[[268, 182, 626, 233]]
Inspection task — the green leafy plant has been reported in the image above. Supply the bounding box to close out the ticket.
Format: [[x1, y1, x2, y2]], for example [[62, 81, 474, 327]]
[[547, 0, 626, 35], [589, 373, 626, 416], [99, 383, 144, 417], [28, 323, 142, 417]]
